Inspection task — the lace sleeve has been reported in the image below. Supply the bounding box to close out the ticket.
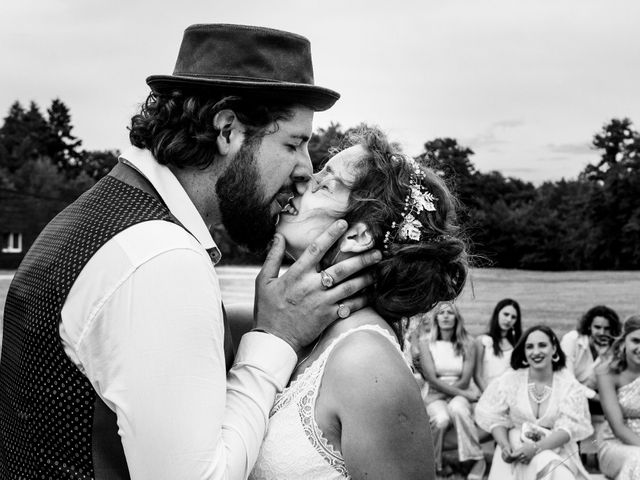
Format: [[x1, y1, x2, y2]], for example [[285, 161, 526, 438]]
[[554, 373, 594, 442], [475, 371, 513, 432]]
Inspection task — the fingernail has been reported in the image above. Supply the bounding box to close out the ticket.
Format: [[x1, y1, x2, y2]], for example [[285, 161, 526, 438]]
[[272, 234, 281, 245], [372, 250, 382, 262], [336, 219, 347, 230]]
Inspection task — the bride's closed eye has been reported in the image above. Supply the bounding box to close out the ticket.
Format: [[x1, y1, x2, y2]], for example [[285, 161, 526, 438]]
[[311, 172, 335, 193], [317, 178, 337, 192]]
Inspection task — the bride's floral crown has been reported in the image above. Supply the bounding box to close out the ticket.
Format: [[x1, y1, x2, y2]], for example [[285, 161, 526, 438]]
[[382, 155, 442, 251]]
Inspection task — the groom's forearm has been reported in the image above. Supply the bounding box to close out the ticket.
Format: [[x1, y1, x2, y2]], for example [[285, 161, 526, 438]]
[[223, 332, 297, 477]]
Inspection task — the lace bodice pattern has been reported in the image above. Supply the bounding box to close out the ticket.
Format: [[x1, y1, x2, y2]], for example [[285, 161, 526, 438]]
[[250, 324, 407, 480]]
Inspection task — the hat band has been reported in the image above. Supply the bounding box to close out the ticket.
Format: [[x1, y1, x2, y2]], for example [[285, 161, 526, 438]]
[[173, 72, 311, 84]]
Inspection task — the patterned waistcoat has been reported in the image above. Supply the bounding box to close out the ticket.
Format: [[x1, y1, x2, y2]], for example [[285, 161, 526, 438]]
[[0, 166, 218, 479]]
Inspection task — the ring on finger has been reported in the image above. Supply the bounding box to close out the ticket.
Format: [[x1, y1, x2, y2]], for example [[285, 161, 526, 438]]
[[320, 270, 335, 289], [337, 303, 351, 319]]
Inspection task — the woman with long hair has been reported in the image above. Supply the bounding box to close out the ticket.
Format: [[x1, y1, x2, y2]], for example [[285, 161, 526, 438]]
[[403, 314, 431, 402], [249, 126, 468, 480], [596, 315, 640, 479], [474, 298, 522, 392], [419, 301, 485, 479], [476, 325, 592, 480]]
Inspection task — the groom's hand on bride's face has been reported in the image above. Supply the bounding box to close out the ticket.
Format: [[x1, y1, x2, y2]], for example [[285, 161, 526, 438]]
[[254, 219, 382, 353]]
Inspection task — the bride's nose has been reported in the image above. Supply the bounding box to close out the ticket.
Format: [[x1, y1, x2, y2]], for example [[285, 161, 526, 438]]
[[309, 174, 321, 194]]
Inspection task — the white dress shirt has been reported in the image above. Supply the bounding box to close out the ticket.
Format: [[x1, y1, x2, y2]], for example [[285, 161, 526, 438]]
[[560, 330, 598, 397], [60, 146, 297, 479]]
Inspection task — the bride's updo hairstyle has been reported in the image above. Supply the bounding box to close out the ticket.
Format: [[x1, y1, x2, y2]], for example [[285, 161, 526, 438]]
[[339, 126, 468, 322]]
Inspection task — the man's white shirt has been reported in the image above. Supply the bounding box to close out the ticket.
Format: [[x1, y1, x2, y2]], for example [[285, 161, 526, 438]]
[[60, 147, 296, 479], [560, 330, 598, 397]]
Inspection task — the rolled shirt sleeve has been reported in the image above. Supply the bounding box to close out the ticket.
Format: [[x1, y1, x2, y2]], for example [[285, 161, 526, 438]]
[[61, 222, 296, 479]]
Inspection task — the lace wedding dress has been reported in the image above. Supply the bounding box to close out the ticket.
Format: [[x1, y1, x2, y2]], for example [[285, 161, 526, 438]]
[[250, 324, 406, 480]]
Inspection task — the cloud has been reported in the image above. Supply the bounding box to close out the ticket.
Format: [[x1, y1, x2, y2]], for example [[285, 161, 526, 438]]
[[545, 142, 593, 155], [465, 131, 506, 147], [464, 118, 525, 148]]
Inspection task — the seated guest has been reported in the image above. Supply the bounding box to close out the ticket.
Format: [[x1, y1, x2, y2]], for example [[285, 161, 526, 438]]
[[561, 305, 621, 411], [419, 302, 485, 479], [403, 314, 431, 401], [474, 298, 523, 392], [595, 315, 640, 480], [476, 325, 592, 480]]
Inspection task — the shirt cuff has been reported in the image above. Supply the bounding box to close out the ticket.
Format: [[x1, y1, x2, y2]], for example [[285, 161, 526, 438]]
[[234, 332, 297, 391]]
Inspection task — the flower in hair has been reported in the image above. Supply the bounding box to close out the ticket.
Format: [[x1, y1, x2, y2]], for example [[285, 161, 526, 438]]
[[398, 214, 423, 241], [382, 155, 439, 251], [411, 186, 437, 213]]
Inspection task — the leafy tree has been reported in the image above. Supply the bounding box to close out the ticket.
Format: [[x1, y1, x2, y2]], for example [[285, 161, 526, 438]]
[[0, 101, 50, 172], [46, 98, 83, 176], [308, 122, 347, 168], [583, 118, 640, 268], [417, 138, 476, 183], [10, 156, 94, 202], [81, 149, 119, 181], [416, 137, 536, 266], [0, 99, 85, 179]]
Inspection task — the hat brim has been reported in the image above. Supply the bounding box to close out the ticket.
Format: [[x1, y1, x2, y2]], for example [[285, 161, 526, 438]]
[[146, 75, 339, 112]]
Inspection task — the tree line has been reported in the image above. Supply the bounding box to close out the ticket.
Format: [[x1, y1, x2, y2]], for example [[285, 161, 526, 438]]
[[0, 100, 119, 201], [1, 99, 638, 269]]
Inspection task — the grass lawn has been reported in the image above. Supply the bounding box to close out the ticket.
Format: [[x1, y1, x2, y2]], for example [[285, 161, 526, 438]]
[[1, 267, 639, 339], [0, 267, 631, 480], [454, 268, 640, 337], [214, 266, 640, 338]]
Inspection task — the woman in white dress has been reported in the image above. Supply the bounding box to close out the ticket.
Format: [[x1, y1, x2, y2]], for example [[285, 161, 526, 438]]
[[250, 126, 468, 480], [596, 315, 640, 479], [419, 302, 485, 479], [403, 314, 431, 402], [475, 325, 592, 480], [474, 298, 522, 393]]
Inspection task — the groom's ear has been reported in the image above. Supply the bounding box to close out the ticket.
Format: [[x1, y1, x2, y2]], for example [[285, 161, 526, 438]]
[[213, 109, 242, 156], [339, 222, 375, 253]]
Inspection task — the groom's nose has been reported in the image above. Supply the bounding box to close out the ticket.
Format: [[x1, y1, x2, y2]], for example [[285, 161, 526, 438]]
[[291, 150, 312, 195], [293, 175, 312, 195]]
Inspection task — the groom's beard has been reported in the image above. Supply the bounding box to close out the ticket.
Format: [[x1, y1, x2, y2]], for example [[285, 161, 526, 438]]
[[216, 138, 277, 252]]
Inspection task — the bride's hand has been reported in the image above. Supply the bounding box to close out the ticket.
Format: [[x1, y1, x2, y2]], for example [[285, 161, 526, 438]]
[[254, 220, 381, 352], [512, 443, 539, 464], [500, 445, 515, 463]]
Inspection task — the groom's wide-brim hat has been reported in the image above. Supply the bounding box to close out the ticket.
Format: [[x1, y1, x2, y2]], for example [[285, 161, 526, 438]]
[[146, 24, 339, 111]]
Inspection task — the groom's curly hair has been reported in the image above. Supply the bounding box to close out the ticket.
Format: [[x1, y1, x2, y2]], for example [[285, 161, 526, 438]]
[[331, 126, 468, 326], [129, 90, 295, 169]]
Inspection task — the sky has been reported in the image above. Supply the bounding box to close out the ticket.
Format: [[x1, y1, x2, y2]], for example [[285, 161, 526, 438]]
[[1, 0, 639, 184]]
